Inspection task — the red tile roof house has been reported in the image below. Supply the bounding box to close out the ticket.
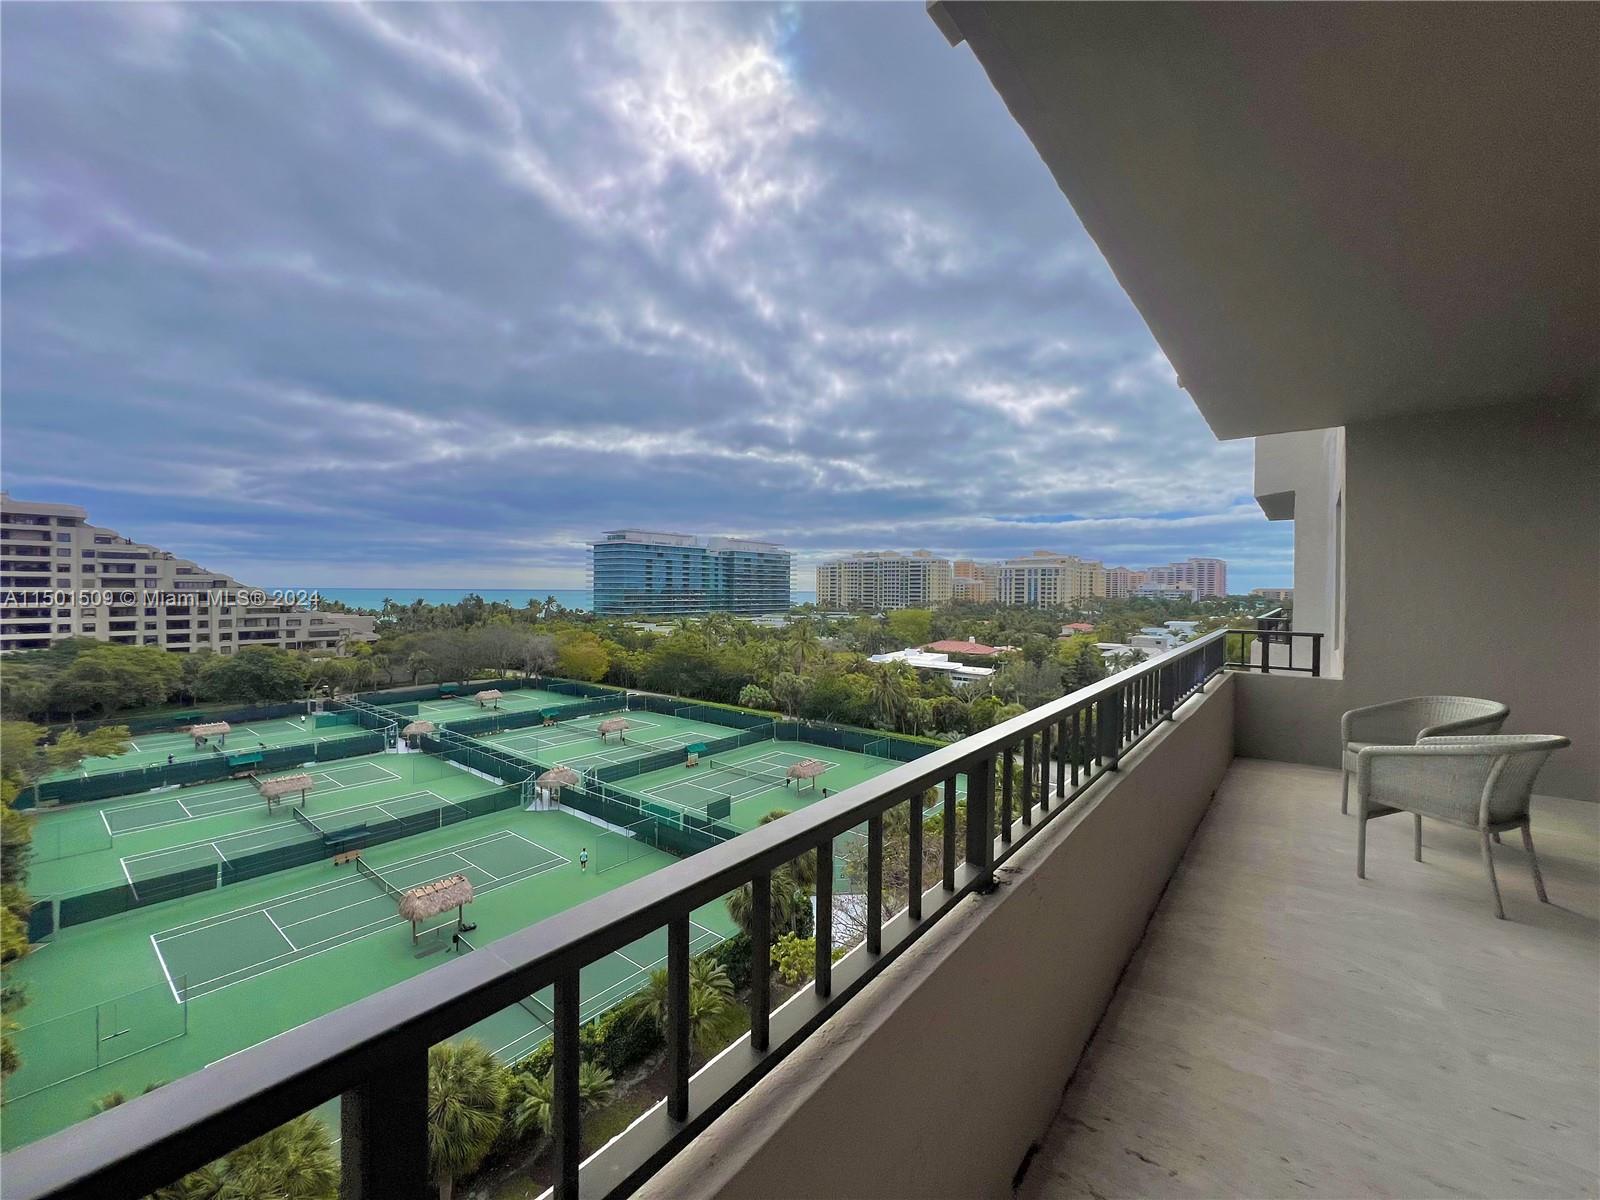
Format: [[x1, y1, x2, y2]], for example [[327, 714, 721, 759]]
[[921, 639, 1005, 656], [1061, 622, 1097, 635]]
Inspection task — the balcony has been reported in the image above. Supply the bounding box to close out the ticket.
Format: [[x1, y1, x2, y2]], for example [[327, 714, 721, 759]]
[[7, 628, 1593, 1200]]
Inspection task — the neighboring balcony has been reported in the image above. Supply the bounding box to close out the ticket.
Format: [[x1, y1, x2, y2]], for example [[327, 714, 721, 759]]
[[4, 629, 1593, 1200]]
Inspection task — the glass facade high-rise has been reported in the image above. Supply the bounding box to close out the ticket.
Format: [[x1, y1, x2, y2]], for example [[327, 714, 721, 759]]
[[591, 529, 791, 616]]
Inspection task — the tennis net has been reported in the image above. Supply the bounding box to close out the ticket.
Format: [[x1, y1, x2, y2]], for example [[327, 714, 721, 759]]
[[455, 935, 555, 1026], [291, 805, 328, 844], [355, 856, 405, 902], [704, 757, 794, 789]]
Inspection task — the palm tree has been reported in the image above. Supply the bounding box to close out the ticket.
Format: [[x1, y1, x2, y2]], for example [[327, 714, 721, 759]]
[[621, 964, 735, 1057], [214, 1113, 338, 1200], [427, 1040, 508, 1200], [725, 873, 805, 941], [869, 664, 913, 731], [786, 619, 821, 671], [509, 1061, 615, 1141]]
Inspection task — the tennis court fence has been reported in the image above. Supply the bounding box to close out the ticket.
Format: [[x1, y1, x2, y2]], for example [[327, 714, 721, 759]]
[[1, 977, 189, 1105], [26, 730, 387, 809], [45, 783, 526, 933]]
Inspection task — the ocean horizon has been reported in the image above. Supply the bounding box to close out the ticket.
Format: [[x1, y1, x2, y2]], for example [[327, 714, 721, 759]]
[[279, 587, 818, 613]]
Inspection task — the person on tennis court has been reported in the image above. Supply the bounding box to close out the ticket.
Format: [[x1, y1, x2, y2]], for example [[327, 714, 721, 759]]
[[579, 846, 589, 872], [167, 754, 175, 765]]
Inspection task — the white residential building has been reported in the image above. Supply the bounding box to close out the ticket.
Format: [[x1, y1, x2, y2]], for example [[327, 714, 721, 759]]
[[868, 647, 994, 687], [0, 494, 375, 655]]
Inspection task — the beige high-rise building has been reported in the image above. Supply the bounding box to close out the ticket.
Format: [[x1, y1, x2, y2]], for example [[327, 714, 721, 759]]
[[1104, 566, 1148, 598], [996, 551, 1107, 607], [816, 550, 954, 610], [1145, 557, 1228, 598], [952, 559, 1000, 602], [0, 494, 376, 655]]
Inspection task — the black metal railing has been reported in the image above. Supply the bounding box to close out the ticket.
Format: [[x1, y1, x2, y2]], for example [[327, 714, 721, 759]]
[[1223, 609, 1322, 676], [2, 631, 1237, 1200]]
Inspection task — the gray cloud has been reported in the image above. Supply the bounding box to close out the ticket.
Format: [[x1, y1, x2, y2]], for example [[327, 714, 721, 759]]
[[2, 2, 1291, 590]]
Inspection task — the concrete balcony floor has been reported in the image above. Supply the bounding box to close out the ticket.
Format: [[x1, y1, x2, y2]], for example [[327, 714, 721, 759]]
[[1020, 758, 1600, 1200]]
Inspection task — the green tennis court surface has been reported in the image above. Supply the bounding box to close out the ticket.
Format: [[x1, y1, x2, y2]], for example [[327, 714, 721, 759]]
[[3, 808, 736, 1151], [612, 741, 900, 833], [408, 687, 595, 724], [27, 752, 519, 900], [153, 831, 568, 1001], [481, 709, 737, 773], [41, 717, 369, 781]]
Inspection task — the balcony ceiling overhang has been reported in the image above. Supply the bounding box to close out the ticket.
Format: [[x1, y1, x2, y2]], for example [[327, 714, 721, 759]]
[[930, 2, 1600, 439]]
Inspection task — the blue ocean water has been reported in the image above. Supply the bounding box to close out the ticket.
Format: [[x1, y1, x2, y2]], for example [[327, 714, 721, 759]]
[[277, 587, 816, 613]]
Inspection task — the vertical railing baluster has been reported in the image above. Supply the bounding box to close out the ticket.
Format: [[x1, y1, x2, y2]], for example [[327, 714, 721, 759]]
[[1038, 723, 1051, 813], [1106, 690, 1123, 771], [750, 872, 770, 1053], [1000, 745, 1014, 843], [552, 972, 582, 1200], [964, 756, 994, 882], [1020, 731, 1034, 828], [667, 916, 691, 1122], [1055, 718, 1066, 798], [942, 776, 956, 890], [907, 796, 923, 919], [1071, 707, 1081, 789], [341, 1049, 428, 1200], [867, 812, 883, 954], [815, 837, 833, 996]]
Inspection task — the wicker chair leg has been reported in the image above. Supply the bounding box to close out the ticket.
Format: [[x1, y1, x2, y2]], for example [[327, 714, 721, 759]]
[[1413, 814, 1422, 863], [1480, 831, 1506, 920], [1341, 770, 1350, 815], [1357, 815, 1368, 879], [1522, 821, 1550, 904]]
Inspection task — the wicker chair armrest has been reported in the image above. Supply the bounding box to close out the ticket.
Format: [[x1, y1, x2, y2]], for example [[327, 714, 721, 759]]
[[1341, 698, 1429, 746]]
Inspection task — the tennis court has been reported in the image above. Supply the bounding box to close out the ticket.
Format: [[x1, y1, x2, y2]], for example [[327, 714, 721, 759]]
[[410, 686, 593, 723], [453, 914, 726, 1065], [152, 831, 568, 1002], [41, 716, 368, 781], [483, 709, 729, 773], [100, 759, 403, 835], [27, 752, 522, 901], [2, 808, 737, 1151], [613, 741, 897, 833]]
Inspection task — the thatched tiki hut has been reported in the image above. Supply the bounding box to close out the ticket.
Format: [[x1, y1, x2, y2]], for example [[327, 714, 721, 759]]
[[190, 721, 231, 748], [536, 766, 579, 805], [596, 716, 631, 744], [397, 873, 476, 944], [474, 689, 504, 710], [258, 772, 316, 810], [788, 759, 830, 792], [401, 720, 435, 748]]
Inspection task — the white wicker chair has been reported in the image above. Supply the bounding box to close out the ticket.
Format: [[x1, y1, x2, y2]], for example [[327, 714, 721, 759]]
[[1353, 734, 1570, 918], [1340, 696, 1509, 814]]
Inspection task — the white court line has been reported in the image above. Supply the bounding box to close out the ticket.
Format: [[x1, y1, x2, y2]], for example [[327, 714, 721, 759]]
[[151, 934, 182, 1005], [154, 829, 562, 943], [127, 738, 142, 753], [106, 761, 405, 835], [168, 852, 570, 999], [263, 910, 295, 950], [614, 949, 646, 971]]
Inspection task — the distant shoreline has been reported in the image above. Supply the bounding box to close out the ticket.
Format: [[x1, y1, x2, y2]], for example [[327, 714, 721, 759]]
[[273, 587, 819, 613]]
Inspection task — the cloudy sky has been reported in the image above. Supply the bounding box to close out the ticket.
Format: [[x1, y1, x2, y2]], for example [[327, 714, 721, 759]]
[[2, 3, 1291, 593]]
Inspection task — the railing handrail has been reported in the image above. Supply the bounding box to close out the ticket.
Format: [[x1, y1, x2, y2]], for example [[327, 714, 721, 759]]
[[1, 629, 1239, 1200]]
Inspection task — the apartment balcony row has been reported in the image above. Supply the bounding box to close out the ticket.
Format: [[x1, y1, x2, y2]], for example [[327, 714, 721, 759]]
[[6, 627, 1591, 1200]]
